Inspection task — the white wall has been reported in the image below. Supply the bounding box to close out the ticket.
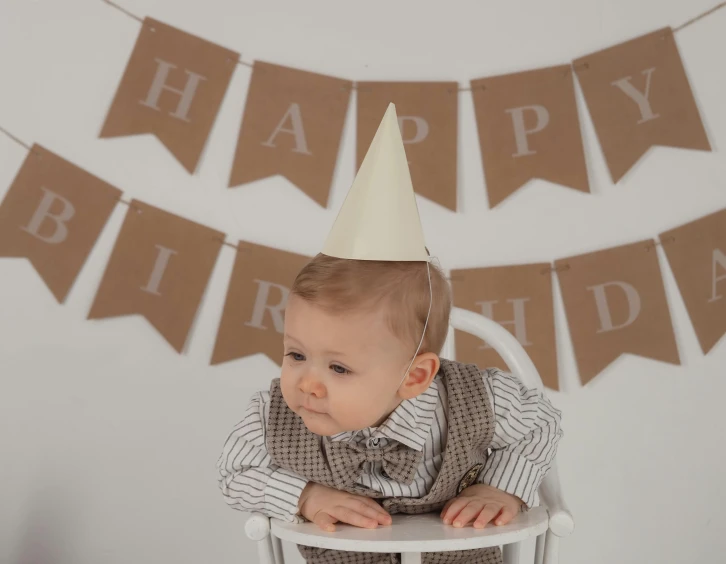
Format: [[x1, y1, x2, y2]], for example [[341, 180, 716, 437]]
[[1, 0, 725, 562]]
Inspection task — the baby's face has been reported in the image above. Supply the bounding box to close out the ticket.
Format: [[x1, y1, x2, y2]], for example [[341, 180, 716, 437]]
[[280, 294, 412, 436]]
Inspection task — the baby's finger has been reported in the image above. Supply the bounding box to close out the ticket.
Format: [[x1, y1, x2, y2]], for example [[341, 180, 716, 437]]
[[441, 498, 469, 525], [356, 496, 392, 521], [350, 499, 392, 525], [473, 504, 501, 529], [440, 499, 455, 518], [452, 500, 485, 528], [494, 504, 518, 526], [313, 511, 338, 533], [330, 505, 379, 529]]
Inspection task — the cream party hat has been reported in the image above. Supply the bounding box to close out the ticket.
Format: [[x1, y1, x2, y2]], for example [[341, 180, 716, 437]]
[[322, 103, 429, 261]]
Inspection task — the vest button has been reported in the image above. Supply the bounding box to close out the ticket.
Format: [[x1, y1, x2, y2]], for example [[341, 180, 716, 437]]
[[369, 438, 380, 447]]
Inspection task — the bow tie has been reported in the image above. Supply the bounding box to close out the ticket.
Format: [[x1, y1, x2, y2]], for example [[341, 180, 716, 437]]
[[325, 438, 423, 487]]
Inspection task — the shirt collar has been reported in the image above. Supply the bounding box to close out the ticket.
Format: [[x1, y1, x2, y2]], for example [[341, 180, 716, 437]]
[[330, 377, 439, 452]]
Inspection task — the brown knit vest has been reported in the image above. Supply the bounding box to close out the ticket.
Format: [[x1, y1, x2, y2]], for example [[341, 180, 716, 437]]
[[267, 359, 502, 564]]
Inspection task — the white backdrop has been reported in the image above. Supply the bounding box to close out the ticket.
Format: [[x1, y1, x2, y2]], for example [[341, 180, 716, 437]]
[[1, 0, 725, 563]]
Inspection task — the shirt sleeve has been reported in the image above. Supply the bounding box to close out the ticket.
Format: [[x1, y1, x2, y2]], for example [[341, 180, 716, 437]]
[[216, 391, 309, 523], [477, 368, 563, 508]]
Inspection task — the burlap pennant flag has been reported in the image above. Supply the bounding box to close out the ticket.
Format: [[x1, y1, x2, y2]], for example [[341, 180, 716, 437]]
[[356, 82, 458, 211], [573, 27, 710, 183], [471, 65, 589, 208], [556, 241, 679, 384], [212, 241, 309, 365], [660, 208, 726, 355], [101, 18, 238, 173], [88, 201, 223, 352], [450, 263, 559, 390], [0, 145, 121, 303], [229, 62, 352, 207]]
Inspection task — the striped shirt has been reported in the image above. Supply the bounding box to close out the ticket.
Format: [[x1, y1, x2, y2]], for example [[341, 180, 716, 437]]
[[217, 367, 562, 523]]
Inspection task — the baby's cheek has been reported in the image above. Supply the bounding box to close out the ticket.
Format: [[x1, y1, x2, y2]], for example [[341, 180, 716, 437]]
[[280, 382, 302, 415], [333, 398, 374, 429]]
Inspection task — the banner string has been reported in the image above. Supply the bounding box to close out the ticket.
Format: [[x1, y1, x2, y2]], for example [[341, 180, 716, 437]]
[[645, 235, 677, 251], [448, 232, 679, 279], [115, 198, 143, 213], [673, 1, 725, 32], [213, 237, 242, 250], [102, 0, 143, 24], [535, 236, 678, 275], [0, 126, 35, 153], [114, 199, 241, 249], [542, 264, 571, 275], [101, 0, 726, 92], [0, 126, 241, 251]]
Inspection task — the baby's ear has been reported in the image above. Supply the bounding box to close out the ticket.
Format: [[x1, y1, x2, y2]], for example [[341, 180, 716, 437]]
[[400, 353, 440, 398]]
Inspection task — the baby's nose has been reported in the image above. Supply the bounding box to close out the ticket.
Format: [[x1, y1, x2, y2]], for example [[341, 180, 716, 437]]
[[299, 372, 326, 397]]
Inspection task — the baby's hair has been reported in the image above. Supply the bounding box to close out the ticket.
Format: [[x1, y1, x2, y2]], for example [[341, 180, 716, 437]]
[[290, 253, 452, 355]]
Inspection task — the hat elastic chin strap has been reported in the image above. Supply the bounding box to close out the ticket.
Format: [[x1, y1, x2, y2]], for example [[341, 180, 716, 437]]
[[396, 259, 433, 388]]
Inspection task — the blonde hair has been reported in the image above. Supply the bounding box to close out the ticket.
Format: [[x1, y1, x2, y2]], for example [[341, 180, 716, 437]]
[[290, 253, 451, 355]]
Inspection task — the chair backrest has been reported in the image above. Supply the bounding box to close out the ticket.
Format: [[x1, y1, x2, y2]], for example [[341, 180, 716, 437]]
[[443, 307, 545, 391], [445, 307, 574, 541]]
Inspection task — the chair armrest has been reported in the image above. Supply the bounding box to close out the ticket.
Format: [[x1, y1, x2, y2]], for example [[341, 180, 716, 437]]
[[245, 512, 272, 541], [538, 464, 574, 538]]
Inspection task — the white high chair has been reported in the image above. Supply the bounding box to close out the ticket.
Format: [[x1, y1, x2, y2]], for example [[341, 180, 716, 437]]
[[244, 307, 574, 564]]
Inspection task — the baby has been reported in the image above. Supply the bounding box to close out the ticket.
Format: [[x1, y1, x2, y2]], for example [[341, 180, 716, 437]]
[[216, 103, 562, 564], [217, 255, 562, 564]]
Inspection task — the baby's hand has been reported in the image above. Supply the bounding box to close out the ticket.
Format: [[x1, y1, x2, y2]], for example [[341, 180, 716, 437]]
[[298, 482, 392, 532], [440, 484, 523, 529]]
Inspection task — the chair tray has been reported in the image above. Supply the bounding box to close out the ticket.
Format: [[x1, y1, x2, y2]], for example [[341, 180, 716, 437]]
[[270, 506, 548, 553]]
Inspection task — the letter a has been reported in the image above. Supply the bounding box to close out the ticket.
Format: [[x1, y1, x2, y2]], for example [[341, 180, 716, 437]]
[[261, 103, 313, 155]]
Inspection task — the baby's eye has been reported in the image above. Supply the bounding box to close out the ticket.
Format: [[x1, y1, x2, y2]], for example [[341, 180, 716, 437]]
[[330, 364, 351, 375], [285, 352, 305, 362]]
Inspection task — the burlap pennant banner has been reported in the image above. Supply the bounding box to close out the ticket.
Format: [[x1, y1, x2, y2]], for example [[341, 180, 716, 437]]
[[0, 145, 121, 303], [660, 209, 726, 355], [88, 200, 223, 352], [356, 82, 458, 211], [450, 263, 559, 390], [229, 62, 352, 207], [471, 65, 589, 208], [573, 27, 710, 183], [101, 18, 238, 173], [556, 241, 679, 384], [2, 4, 724, 385], [212, 242, 310, 365]]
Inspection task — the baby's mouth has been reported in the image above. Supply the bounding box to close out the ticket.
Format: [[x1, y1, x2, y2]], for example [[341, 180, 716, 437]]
[[301, 404, 326, 415]]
